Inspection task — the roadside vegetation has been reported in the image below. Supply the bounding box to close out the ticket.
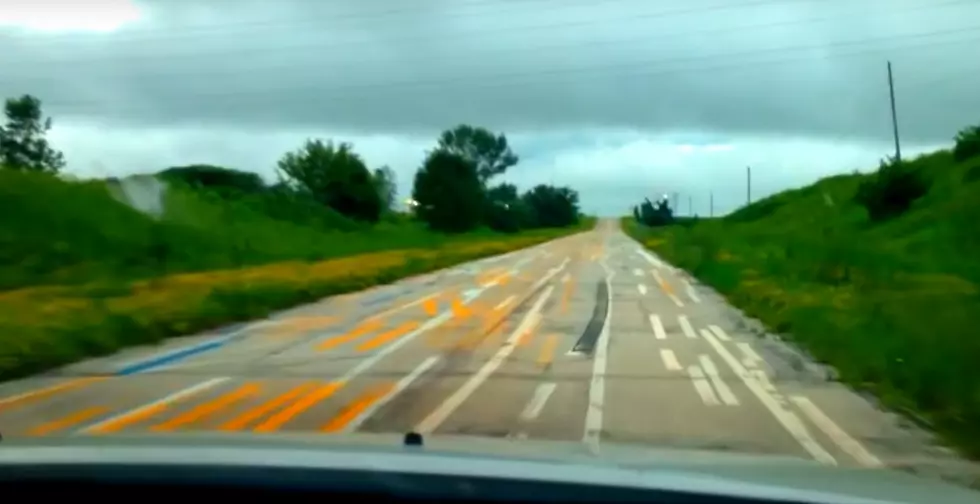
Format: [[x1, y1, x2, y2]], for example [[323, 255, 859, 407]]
[[625, 122, 980, 457], [0, 94, 591, 380]]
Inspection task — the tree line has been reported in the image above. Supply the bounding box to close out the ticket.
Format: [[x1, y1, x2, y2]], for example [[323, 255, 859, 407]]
[[0, 94, 581, 234]]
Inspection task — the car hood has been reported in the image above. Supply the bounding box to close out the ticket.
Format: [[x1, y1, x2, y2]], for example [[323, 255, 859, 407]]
[[1, 432, 978, 504]]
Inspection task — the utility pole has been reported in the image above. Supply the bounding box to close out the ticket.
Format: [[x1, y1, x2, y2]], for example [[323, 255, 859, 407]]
[[746, 166, 752, 205], [688, 195, 692, 216], [709, 192, 714, 217], [887, 61, 902, 162]]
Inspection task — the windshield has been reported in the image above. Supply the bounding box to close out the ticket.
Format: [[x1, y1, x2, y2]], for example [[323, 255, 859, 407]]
[[1, 0, 980, 500]]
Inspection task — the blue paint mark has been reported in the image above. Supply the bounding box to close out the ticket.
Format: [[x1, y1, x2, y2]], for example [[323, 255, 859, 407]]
[[116, 335, 233, 375]]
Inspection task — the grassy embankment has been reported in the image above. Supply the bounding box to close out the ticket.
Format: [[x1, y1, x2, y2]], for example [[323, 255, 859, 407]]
[[624, 149, 980, 457], [0, 170, 592, 381]]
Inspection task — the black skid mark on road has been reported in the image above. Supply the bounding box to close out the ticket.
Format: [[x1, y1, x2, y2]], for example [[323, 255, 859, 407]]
[[570, 280, 608, 356]]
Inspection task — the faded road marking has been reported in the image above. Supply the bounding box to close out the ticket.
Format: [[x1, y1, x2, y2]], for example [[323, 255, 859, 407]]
[[637, 283, 648, 295], [29, 406, 108, 436], [791, 396, 882, 468], [660, 349, 682, 371], [701, 330, 836, 465], [677, 315, 697, 339], [708, 325, 732, 342], [416, 286, 555, 434], [520, 382, 557, 421], [0, 377, 105, 413], [688, 366, 719, 406], [649, 314, 667, 340], [698, 354, 739, 406], [334, 356, 440, 433], [84, 377, 229, 434], [254, 382, 342, 432]]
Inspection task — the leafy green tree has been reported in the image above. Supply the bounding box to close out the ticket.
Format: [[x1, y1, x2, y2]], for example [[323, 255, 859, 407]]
[[437, 124, 518, 184], [0, 94, 65, 173], [411, 150, 485, 232], [521, 184, 580, 228], [276, 139, 382, 222], [372, 165, 397, 211]]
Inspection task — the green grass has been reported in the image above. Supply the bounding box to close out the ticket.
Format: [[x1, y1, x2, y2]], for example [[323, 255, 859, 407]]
[[0, 169, 593, 380], [0, 170, 558, 291], [624, 148, 980, 458]]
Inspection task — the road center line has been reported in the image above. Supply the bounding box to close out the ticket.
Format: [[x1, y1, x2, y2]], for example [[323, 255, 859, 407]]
[[416, 285, 555, 434], [660, 349, 682, 371], [583, 258, 615, 452], [677, 315, 697, 339], [649, 314, 667, 340]]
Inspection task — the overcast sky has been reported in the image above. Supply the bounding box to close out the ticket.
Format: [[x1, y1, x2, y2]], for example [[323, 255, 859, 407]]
[[1, 0, 977, 216]]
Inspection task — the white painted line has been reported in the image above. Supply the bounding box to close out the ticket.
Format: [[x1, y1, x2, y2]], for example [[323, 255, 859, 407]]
[[649, 314, 667, 340], [737, 342, 763, 368], [342, 259, 567, 402], [668, 293, 685, 308], [494, 295, 517, 311], [677, 315, 697, 339], [80, 377, 229, 433], [790, 396, 882, 468], [698, 355, 739, 406], [660, 349, 682, 371], [683, 280, 701, 303], [708, 325, 732, 342], [688, 366, 719, 406], [520, 382, 557, 421], [341, 356, 441, 433], [583, 259, 615, 452], [638, 249, 665, 269], [651, 269, 665, 284], [416, 286, 555, 433], [367, 291, 441, 321], [633, 268, 643, 277], [700, 330, 836, 465], [637, 284, 648, 295]]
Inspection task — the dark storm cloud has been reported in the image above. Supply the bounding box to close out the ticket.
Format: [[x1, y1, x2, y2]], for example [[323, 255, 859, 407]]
[[1, 0, 978, 142]]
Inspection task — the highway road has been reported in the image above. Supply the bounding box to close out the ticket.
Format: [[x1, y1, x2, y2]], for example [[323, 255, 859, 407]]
[[0, 219, 976, 483]]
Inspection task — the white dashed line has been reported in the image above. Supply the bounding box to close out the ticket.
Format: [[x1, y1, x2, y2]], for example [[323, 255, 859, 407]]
[[688, 366, 719, 406], [737, 342, 762, 368], [660, 349, 682, 371], [494, 295, 517, 311], [637, 284, 648, 295], [698, 355, 739, 406], [633, 268, 643, 276], [520, 382, 557, 421], [82, 378, 229, 433], [677, 315, 697, 339], [649, 314, 667, 340], [708, 325, 732, 342]]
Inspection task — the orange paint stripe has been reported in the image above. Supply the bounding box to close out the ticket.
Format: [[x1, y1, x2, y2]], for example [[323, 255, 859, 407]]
[[253, 382, 343, 432], [0, 377, 105, 412], [90, 403, 168, 434], [321, 383, 394, 433], [151, 383, 261, 431], [560, 278, 575, 314], [537, 334, 558, 367], [29, 406, 108, 436], [317, 319, 384, 351], [356, 321, 420, 352], [219, 382, 316, 431], [421, 297, 439, 316]]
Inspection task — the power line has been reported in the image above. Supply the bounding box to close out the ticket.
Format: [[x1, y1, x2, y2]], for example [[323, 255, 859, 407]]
[[11, 24, 975, 104], [1, 0, 969, 69], [5, 0, 794, 47]]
